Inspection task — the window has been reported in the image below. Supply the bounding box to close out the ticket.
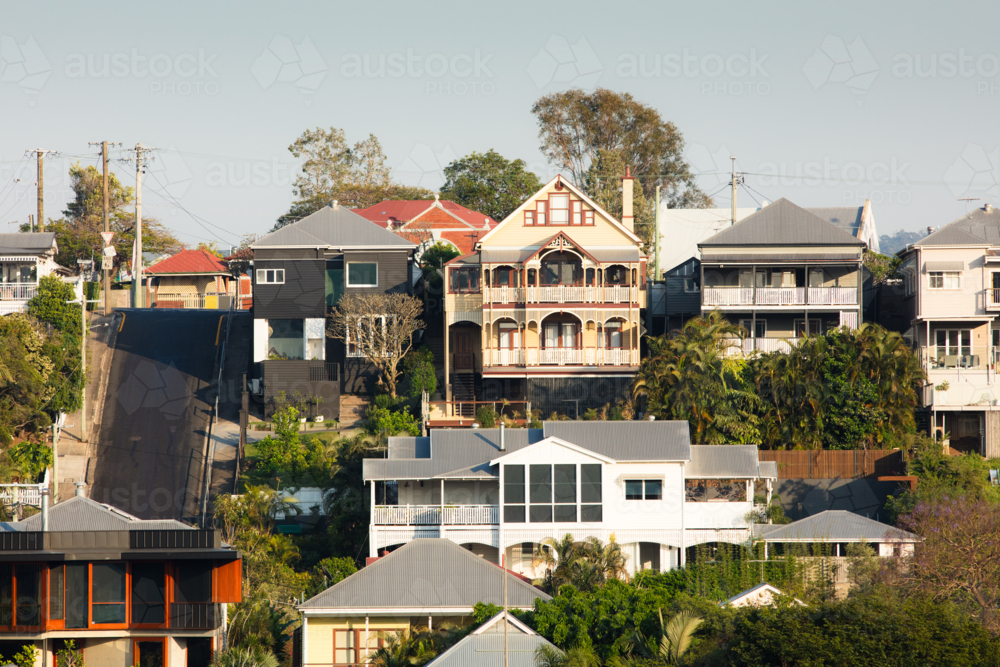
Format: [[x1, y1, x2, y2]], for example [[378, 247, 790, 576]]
[[134, 639, 166, 667], [933, 329, 973, 368], [91, 563, 126, 624], [625, 479, 662, 500], [493, 266, 518, 287], [739, 320, 767, 339], [65, 563, 88, 629], [571, 200, 581, 225], [543, 322, 578, 348], [256, 268, 284, 284], [541, 252, 581, 286], [267, 319, 304, 360], [685, 479, 747, 502], [553, 464, 577, 522], [504, 464, 525, 523], [581, 464, 602, 522], [684, 277, 700, 293], [605, 266, 628, 285], [537, 201, 547, 226], [172, 561, 213, 629], [49, 565, 64, 621], [0, 564, 42, 628], [345, 315, 392, 357], [450, 267, 480, 293], [525, 210, 535, 225], [325, 267, 344, 307], [529, 465, 553, 522], [794, 319, 822, 337], [131, 563, 166, 625], [584, 210, 594, 225], [499, 323, 520, 348], [347, 262, 378, 287], [602, 321, 623, 348], [928, 270, 961, 289], [550, 194, 570, 224]]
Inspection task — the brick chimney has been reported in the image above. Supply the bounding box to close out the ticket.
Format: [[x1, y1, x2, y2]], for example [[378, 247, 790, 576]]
[[621, 166, 634, 233]]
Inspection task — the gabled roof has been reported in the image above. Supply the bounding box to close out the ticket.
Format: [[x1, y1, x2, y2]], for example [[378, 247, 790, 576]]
[[298, 539, 549, 611], [0, 232, 56, 255], [699, 199, 866, 248], [522, 231, 600, 264], [364, 422, 693, 482], [752, 510, 920, 542], [354, 199, 497, 230], [253, 204, 416, 249], [145, 248, 229, 276], [912, 206, 1000, 247], [478, 175, 642, 246], [4, 496, 190, 532], [427, 611, 558, 667], [723, 583, 804, 608]]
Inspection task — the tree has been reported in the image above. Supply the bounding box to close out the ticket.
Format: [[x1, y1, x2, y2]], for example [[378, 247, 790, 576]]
[[534, 645, 598, 667], [863, 249, 902, 286], [897, 496, 1000, 632], [275, 128, 436, 229], [327, 293, 424, 397], [369, 628, 440, 667], [531, 89, 712, 213], [628, 609, 704, 665], [227, 233, 260, 275], [209, 647, 279, 667], [440, 149, 542, 221], [39, 163, 181, 271], [583, 149, 656, 245], [402, 348, 436, 399]]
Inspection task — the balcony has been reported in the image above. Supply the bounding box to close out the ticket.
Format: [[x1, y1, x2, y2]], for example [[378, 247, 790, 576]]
[[989, 288, 1000, 311], [722, 337, 803, 357], [483, 347, 638, 367], [482, 284, 639, 305], [0, 283, 37, 301], [372, 505, 499, 526], [170, 603, 219, 629], [703, 286, 857, 308]]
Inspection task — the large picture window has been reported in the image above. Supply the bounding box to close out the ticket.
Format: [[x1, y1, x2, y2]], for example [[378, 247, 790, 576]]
[[347, 262, 378, 287], [449, 267, 480, 293], [0, 564, 42, 628], [267, 319, 305, 360], [928, 270, 961, 289], [507, 463, 602, 524], [131, 563, 166, 625], [91, 563, 126, 624], [503, 464, 525, 523]]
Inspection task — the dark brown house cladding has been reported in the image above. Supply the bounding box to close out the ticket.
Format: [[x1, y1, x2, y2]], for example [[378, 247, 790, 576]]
[[0, 496, 240, 667], [250, 202, 416, 415]]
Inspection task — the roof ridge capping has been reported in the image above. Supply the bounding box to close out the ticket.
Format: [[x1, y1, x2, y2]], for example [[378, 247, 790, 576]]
[[699, 198, 866, 247]]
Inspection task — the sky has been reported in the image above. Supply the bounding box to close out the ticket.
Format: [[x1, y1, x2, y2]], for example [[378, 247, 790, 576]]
[[1, 0, 998, 250]]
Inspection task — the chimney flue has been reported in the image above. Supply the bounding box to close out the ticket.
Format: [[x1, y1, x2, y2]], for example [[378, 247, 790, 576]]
[[75, 481, 86, 497], [621, 166, 634, 233], [926, 226, 934, 236], [987, 203, 994, 213], [41, 487, 49, 532], [499, 421, 506, 451]]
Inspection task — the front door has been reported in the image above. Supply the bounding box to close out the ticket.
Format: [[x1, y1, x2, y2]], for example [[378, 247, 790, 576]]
[[134, 639, 165, 667], [454, 332, 473, 370]]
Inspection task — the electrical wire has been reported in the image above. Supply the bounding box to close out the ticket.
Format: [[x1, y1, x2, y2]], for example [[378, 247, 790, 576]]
[[144, 171, 242, 243], [739, 182, 762, 208]]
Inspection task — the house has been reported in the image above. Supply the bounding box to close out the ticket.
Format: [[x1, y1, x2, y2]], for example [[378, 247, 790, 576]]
[[353, 196, 497, 257], [0, 493, 241, 667], [723, 583, 804, 608], [696, 199, 868, 355], [426, 610, 560, 667], [250, 202, 417, 417], [439, 174, 646, 419], [754, 510, 919, 558], [651, 201, 878, 334], [895, 204, 1000, 455], [0, 232, 65, 315], [297, 538, 549, 667], [362, 421, 777, 576], [144, 248, 248, 309]]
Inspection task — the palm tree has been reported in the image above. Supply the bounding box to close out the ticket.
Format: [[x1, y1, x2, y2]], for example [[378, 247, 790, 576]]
[[628, 609, 703, 665], [368, 628, 439, 667], [533, 535, 583, 592], [534, 644, 600, 667], [209, 647, 279, 667]]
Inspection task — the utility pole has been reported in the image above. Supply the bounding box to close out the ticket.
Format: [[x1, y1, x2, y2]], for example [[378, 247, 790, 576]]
[[503, 552, 509, 667], [654, 184, 661, 279], [90, 141, 120, 315], [28, 215, 33, 232], [123, 144, 155, 308], [731, 155, 738, 226], [26, 149, 59, 231]]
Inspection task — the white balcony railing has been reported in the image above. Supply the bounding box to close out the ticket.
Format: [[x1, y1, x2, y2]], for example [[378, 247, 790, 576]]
[[704, 287, 754, 306], [807, 287, 858, 305], [539, 348, 584, 365], [756, 287, 805, 305], [722, 337, 803, 357], [372, 504, 499, 526], [482, 284, 640, 305], [485, 348, 524, 366], [0, 283, 38, 301]]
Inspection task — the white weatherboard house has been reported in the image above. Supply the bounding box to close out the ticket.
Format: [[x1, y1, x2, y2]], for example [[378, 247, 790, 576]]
[[363, 422, 777, 577]]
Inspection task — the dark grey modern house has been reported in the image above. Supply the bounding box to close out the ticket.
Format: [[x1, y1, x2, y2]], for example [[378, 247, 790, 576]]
[[251, 202, 417, 417]]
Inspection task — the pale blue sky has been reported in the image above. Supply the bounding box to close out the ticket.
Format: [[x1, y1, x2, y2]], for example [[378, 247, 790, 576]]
[[1, 0, 997, 248]]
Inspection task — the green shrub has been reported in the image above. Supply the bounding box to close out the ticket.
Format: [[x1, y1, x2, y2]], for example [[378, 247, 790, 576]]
[[476, 406, 498, 428], [402, 347, 437, 399], [13, 644, 38, 667], [10, 441, 53, 481], [366, 405, 420, 436]]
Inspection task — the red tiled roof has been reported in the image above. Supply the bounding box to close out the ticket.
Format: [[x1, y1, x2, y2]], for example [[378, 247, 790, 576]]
[[145, 249, 229, 275], [354, 199, 498, 230], [440, 230, 486, 255]]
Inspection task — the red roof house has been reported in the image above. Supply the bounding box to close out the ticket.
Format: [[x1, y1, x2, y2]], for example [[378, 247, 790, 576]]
[[144, 248, 249, 309], [354, 196, 497, 254]]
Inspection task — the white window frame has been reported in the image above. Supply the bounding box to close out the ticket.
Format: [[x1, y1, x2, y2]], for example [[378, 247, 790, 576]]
[[623, 478, 664, 501], [928, 270, 961, 290], [347, 262, 378, 288], [498, 322, 520, 349], [256, 268, 285, 285], [345, 314, 393, 357], [740, 319, 767, 339]]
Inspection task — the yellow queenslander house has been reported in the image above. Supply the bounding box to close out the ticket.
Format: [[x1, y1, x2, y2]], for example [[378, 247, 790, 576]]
[[441, 174, 647, 419]]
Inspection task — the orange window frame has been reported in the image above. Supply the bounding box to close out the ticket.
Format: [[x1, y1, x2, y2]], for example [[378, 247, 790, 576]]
[[0, 563, 46, 632], [130, 561, 171, 630], [89, 562, 129, 630], [133, 637, 168, 667]]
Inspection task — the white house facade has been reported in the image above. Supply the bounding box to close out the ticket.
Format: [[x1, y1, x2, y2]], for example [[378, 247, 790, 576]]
[[0, 232, 65, 315], [362, 422, 776, 578]]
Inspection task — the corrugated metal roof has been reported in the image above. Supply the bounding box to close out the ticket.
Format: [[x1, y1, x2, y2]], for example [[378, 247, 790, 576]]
[[913, 207, 1000, 247], [253, 205, 416, 249], [752, 510, 920, 542], [0, 232, 56, 254], [808, 207, 864, 237], [700, 199, 866, 247], [388, 437, 430, 459], [366, 422, 692, 481], [686, 445, 761, 478], [299, 539, 550, 609], [590, 247, 641, 262], [428, 633, 556, 667], [481, 248, 537, 263], [543, 422, 691, 461], [758, 461, 778, 479], [10, 496, 195, 532], [700, 253, 860, 263]]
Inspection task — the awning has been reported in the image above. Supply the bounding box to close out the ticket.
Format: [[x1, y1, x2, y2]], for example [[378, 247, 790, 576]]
[[924, 261, 964, 271]]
